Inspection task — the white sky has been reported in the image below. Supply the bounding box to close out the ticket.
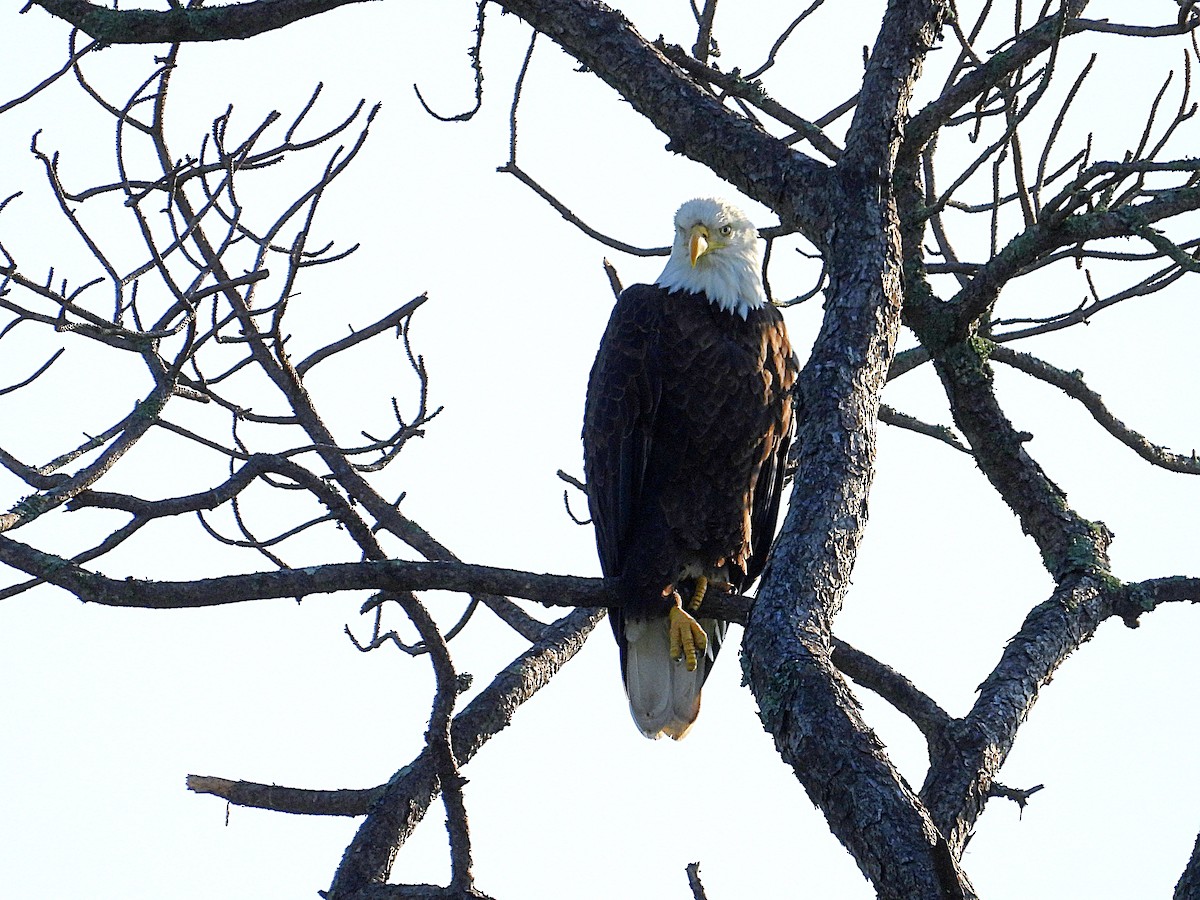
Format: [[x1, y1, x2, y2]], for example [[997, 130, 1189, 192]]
[[1, 2, 1199, 898]]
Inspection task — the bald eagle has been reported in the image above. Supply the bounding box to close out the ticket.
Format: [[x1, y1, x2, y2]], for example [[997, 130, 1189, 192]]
[[583, 197, 797, 739]]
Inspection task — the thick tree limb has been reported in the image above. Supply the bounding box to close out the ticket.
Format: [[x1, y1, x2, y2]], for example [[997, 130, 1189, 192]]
[[741, 2, 975, 898], [922, 576, 1104, 852], [1175, 829, 1200, 900], [28, 0, 374, 43], [922, 574, 1200, 852], [933, 338, 1112, 582]]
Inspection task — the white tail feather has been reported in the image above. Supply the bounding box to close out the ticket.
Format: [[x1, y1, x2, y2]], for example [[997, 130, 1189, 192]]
[[623, 617, 716, 740]]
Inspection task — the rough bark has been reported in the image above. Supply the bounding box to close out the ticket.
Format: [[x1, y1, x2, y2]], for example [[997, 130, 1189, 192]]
[[1176, 831, 1200, 900], [490, 0, 831, 239], [740, 2, 971, 897], [27, 0, 373, 43], [325, 608, 603, 897]]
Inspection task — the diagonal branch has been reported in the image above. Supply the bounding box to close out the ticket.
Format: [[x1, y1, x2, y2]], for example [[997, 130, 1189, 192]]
[[832, 637, 953, 753], [934, 337, 1111, 581], [324, 607, 603, 897], [842, 0, 946, 176], [655, 41, 844, 161], [903, 2, 1090, 162], [0, 382, 172, 533], [295, 294, 428, 376], [490, 0, 832, 238], [990, 345, 1200, 474], [921, 573, 1200, 854], [879, 403, 972, 454]]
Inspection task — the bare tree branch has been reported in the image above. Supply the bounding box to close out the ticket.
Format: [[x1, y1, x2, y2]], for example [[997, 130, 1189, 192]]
[[990, 344, 1200, 474], [878, 403, 971, 454], [324, 607, 603, 897], [186, 775, 381, 817], [28, 0, 374, 43], [832, 637, 953, 753], [655, 41, 844, 162], [685, 861, 710, 900], [743, 3, 978, 898], [1175, 829, 1200, 900], [490, 0, 832, 239]]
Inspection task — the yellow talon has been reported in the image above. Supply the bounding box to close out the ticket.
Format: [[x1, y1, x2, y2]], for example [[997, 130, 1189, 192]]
[[668, 601, 708, 672], [687, 575, 732, 612]]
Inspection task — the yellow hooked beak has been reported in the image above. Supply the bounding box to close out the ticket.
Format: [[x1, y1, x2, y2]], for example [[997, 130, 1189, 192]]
[[688, 224, 711, 267]]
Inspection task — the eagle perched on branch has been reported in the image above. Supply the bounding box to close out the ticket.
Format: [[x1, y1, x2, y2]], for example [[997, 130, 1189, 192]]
[[583, 197, 797, 739]]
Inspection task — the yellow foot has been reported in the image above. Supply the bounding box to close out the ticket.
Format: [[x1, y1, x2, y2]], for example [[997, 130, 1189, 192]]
[[668, 602, 708, 672]]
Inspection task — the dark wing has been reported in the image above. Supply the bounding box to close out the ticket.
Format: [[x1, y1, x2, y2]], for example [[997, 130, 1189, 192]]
[[739, 309, 798, 591], [582, 284, 664, 579]]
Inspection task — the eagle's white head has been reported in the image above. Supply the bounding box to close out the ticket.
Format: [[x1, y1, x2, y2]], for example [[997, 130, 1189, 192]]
[[655, 197, 767, 319]]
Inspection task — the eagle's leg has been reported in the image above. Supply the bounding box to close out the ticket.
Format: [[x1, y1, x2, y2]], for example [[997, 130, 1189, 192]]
[[668, 592, 708, 672]]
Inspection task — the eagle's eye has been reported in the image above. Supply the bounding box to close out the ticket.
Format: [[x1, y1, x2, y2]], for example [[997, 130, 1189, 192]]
[[720, 224, 733, 237]]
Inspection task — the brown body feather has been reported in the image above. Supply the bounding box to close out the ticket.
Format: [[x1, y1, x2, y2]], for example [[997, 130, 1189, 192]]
[[583, 283, 796, 737]]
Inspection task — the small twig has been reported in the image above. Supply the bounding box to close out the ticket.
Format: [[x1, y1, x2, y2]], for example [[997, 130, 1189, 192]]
[[0, 347, 64, 397], [296, 295, 429, 379], [878, 404, 972, 454], [413, 0, 487, 122], [602, 258, 623, 298], [691, 0, 718, 64], [988, 781, 1045, 817], [555, 469, 586, 492], [556, 470, 591, 525], [0, 32, 99, 116], [745, 0, 827, 79], [657, 41, 844, 161]]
